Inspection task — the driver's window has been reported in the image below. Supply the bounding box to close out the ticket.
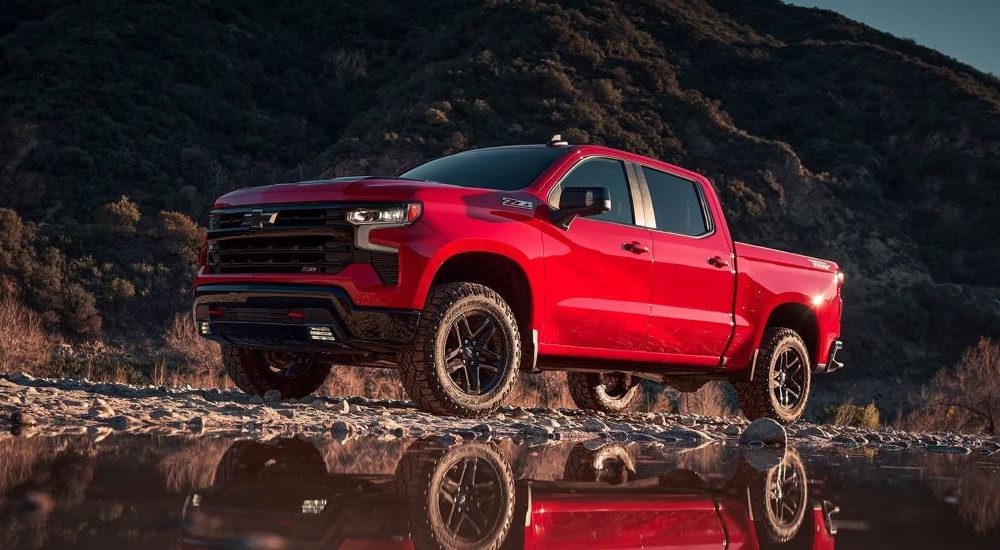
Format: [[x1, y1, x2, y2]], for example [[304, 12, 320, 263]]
[[549, 158, 634, 225]]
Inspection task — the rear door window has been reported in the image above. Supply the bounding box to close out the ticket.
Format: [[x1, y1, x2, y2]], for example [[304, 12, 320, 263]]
[[643, 167, 709, 236]]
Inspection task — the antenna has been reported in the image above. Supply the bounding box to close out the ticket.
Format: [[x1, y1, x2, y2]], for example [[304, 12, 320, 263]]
[[547, 134, 569, 147]]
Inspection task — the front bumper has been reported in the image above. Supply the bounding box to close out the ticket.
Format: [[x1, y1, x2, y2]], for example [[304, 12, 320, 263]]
[[192, 284, 420, 354]]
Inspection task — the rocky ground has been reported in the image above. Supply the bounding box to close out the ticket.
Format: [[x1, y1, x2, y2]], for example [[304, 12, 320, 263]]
[[2, 372, 999, 455]]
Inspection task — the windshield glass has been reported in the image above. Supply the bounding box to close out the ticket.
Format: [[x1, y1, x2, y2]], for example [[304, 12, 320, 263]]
[[400, 147, 570, 190]]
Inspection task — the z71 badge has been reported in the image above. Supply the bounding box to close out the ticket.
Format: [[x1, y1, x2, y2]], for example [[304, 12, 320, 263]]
[[501, 197, 533, 210]]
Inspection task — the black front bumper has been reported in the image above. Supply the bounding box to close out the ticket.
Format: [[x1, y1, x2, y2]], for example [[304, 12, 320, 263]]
[[192, 284, 420, 355]]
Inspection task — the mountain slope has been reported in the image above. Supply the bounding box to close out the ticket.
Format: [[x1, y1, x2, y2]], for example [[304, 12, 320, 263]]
[[1, 0, 999, 411]]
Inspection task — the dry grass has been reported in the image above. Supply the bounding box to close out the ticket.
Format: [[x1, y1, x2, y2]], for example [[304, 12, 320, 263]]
[[0, 295, 51, 373], [676, 381, 734, 418], [508, 371, 575, 409], [825, 401, 881, 429], [903, 337, 1000, 435], [321, 366, 408, 400], [163, 313, 222, 378], [157, 438, 232, 493]]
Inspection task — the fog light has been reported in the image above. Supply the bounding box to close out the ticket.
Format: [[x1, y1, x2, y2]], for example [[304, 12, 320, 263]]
[[308, 327, 335, 341], [198, 322, 211, 335], [301, 499, 327, 514]]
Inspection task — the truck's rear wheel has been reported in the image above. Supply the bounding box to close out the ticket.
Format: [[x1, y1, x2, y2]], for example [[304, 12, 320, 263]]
[[399, 282, 520, 417], [567, 372, 640, 414], [222, 345, 332, 399], [735, 328, 812, 424]]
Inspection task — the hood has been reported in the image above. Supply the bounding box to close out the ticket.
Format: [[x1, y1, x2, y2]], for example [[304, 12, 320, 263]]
[[214, 177, 457, 207]]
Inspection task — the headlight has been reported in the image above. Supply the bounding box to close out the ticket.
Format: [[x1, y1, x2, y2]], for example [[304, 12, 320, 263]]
[[346, 203, 422, 225]]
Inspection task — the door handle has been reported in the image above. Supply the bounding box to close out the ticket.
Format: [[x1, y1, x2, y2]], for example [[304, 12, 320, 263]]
[[708, 255, 729, 268], [623, 241, 650, 254]]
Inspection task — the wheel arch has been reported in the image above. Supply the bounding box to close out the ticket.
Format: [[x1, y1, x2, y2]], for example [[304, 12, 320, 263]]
[[757, 301, 820, 368], [421, 248, 537, 337]]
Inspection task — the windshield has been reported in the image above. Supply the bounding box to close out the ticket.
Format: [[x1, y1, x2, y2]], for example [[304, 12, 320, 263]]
[[400, 147, 570, 191]]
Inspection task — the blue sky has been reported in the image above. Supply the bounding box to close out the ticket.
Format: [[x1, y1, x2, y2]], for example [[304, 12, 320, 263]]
[[786, 0, 1000, 76]]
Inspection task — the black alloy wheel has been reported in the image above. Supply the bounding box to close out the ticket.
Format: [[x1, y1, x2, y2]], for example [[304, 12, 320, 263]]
[[436, 453, 506, 543], [442, 310, 509, 396], [399, 282, 521, 417], [771, 347, 806, 409]]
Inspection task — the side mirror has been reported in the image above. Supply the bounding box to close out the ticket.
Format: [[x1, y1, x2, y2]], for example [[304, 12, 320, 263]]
[[552, 186, 611, 229]]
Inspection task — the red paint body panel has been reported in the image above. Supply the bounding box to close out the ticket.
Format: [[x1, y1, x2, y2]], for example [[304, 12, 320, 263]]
[[195, 143, 843, 375], [525, 493, 725, 550]]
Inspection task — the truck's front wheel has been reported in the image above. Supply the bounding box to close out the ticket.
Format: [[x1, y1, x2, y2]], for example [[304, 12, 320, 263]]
[[222, 346, 332, 399], [399, 282, 520, 417], [735, 328, 812, 424]]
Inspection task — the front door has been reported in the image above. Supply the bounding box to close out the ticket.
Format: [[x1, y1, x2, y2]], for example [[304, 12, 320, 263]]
[[540, 157, 652, 352], [640, 165, 736, 361]]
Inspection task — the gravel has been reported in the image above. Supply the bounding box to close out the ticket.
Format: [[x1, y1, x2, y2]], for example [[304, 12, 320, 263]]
[[2, 373, 997, 455]]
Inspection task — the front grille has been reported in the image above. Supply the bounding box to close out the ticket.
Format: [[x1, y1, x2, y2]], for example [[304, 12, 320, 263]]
[[205, 204, 399, 284]]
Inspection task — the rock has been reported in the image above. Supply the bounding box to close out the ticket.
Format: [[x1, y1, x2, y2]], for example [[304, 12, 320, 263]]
[[277, 409, 296, 419], [187, 416, 205, 431], [925, 445, 971, 455], [678, 417, 697, 427], [738, 418, 786, 447], [723, 425, 741, 436], [104, 415, 131, 429], [331, 420, 357, 435], [249, 394, 265, 405], [471, 423, 493, 435], [310, 399, 326, 409], [797, 426, 828, 438], [335, 400, 350, 413], [88, 398, 115, 419], [251, 406, 282, 422], [150, 408, 174, 419], [453, 430, 479, 440], [660, 425, 713, 444], [538, 418, 560, 428], [263, 390, 281, 403], [439, 434, 459, 445], [833, 434, 861, 447], [15, 491, 54, 516], [11, 408, 37, 426], [582, 418, 609, 432], [524, 425, 555, 438]]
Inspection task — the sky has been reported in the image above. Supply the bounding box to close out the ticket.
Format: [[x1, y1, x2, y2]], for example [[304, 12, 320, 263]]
[[786, 0, 1000, 76]]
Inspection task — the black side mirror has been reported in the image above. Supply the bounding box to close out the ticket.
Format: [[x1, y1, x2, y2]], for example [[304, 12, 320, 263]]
[[551, 186, 611, 229]]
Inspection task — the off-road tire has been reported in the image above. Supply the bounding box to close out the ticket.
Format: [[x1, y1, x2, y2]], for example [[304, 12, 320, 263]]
[[399, 282, 520, 417], [734, 328, 812, 424], [562, 443, 635, 485], [221, 345, 332, 399], [394, 440, 515, 550], [748, 451, 809, 545], [567, 372, 640, 414]]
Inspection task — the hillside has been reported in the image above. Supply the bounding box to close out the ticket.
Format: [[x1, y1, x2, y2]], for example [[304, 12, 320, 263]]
[[1, 0, 999, 413]]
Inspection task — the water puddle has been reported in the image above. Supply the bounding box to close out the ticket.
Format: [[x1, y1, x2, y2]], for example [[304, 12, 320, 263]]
[[1, 433, 998, 548]]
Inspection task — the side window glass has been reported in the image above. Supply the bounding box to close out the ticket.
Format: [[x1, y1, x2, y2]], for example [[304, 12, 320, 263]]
[[551, 158, 634, 225], [643, 167, 709, 236]]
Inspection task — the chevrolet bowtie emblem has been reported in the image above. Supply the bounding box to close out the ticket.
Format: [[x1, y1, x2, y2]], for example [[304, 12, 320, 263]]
[[244, 208, 278, 229]]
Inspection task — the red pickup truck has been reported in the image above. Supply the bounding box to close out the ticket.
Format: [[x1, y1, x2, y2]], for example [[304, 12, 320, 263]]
[[193, 136, 844, 422], [181, 438, 837, 550]]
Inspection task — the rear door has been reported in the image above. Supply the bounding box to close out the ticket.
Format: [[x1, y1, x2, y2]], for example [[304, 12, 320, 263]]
[[638, 164, 736, 361], [540, 157, 652, 352]]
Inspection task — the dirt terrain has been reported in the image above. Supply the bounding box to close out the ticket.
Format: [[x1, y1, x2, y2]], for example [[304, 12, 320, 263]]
[[2, 372, 998, 455]]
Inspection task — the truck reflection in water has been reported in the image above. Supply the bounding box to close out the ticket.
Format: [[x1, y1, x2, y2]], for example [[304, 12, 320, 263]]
[[181, 439, 837, 550]]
